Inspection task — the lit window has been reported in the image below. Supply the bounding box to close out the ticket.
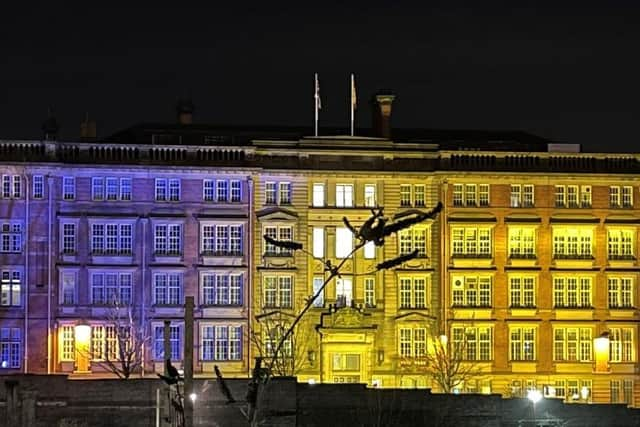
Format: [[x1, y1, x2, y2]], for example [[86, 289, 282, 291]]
[[508, 227, 536, 259], [553, 227, 593, 259], [509, 327, 536, 361], [263, 275, 292, 308], [336, 184, 353, 207], [451, 275, 491, 307], [399, 276, 428, 309], [201, 325, 242, 361], [398, 327, 427, 358], [153, 273, 183, 305], [398, 226, 428, 257], [452, 326, 492, 361], [451, 227, 492, 258], [364, 184, 376, 207], [0, 328, 21, 368], [608, 229, 634, 260], [610, 328, 634, 362], [264, 225, 292, 256], [335, 227, 353, 258], [62, 177, 75, 200], [336, 277, 352, 307], [312, 276, 324, 307], [0, 270, 21, 307], [32, 175, 44, 199], [60, 326, 75, 361], [312, 183, 325, 207], [312, 227, 324, 258], [509, 276, 536, 308], [608, 277, 633, 308], [555, 185, 590, 208], [622, 186, 633, 208], [363, 241, 375, 259], [553, 328, 592, 362], [265, 182, 276, 204], [553, 276, 592, 308], [414, 185, 425, 207], [279, 182, 291, 204], [154, 324, 181, 361], [364, 277, 375, 307]]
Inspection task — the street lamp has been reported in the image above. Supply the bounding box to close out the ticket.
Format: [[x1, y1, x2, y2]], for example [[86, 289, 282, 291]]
[[527, 389, 542, 426], [74, 320, 92, 373]]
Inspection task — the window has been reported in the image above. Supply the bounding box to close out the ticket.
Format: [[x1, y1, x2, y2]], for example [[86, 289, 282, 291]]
[[400, 184, 425, 207], [312, 183, 325, 207], [509, 276, 536, 308], [555, 185, 591, 208], [279, 182, 291, 204], [230, 180, 241, 202], [336, 184, 353, 207], [553, 228, 593, 259], [60, 325, 75, 361], [364, 277, 375, 307], [201, 273, 242, 305], [90, 272, 132, 305], [610, 327, 634, 362], [452, 183, 489, 207], [332, 353, 360, 371], [216, 180, 229, 202], [608, 277, 633, 308], [154, 224, 182, 256], [364, 184, 376, 207], [451, 227, 492, 258], [91, 325, 126, 361], [105, 177, 118, 200], [608, 229, 634, 260], [91, 223, 133, 255], [62, 177, 75, 200], [0, 328, 21, 368], [154, 324, 181, 360], [263, 225, 292, 256], [61, 223, 76, 255], [510, 185, 534, 208], [1, 175, 21, 199], [451, 275, 492, 307], [201, 224, 243, 256], [553, 328, 592, 362], [120, 178, 131, 201], [399, 276, 428, 309], [508, 227, 536, 258], [201, 325, 242, 361], [400, 184, 411, 207], [452, 326, 492, 361], [336, 277, 352, 307], [32, 175, 44, 199], [335, 227, 353, 258], [92, 178, 104, 200], [398, 226, 428, 257], [1, 270, 21, 306], [363, 241, 375, 259], [265, 182, 276, 204], [553, 276, 592, 308], [312, 227, 324, 258], [1, 223, 22, 253], [312, 276, 324, 307], [510, 327, 536, 361], [263, 275, 292, 308], [153, 273, 183, 305], [624, 379, 634, 405], [399, 327, 427, 357], [155, 178, 180, 201], [264, 325, 293, 358], [60, 272, 76, 305], [203, 179, 215, 202]]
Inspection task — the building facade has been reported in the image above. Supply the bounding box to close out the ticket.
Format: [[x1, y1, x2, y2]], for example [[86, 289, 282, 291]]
[[1, 107, 639, 406]]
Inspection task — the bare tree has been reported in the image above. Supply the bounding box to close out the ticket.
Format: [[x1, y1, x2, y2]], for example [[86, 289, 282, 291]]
[[422, 329, 480, 394], [84, 302, 150, 379], [250, 308, 314, 377]]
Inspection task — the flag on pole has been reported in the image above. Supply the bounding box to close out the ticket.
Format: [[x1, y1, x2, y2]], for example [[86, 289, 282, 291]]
[[351, 73, 357, 110], [315, 73, 322, 110]]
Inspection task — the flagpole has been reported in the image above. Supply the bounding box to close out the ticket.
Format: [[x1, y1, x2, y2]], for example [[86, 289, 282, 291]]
[[314, 73, 319, 137], [350, 73, 356, 137]]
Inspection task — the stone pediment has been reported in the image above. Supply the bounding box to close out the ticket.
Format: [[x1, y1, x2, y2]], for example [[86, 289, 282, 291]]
[[256, 206, 299, 221], [320, 306, 374, 329], [394, 311, 436, 322]]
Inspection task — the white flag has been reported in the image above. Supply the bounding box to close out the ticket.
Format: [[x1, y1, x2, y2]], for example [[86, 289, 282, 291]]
[[315, 73, 322, 110], [351, 74, 357, 110]]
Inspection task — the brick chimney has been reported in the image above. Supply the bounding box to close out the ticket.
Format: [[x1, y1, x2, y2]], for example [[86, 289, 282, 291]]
[[80, 113, 97, 139], [371, 91, 395, 139], [176, 98, 194, 125]]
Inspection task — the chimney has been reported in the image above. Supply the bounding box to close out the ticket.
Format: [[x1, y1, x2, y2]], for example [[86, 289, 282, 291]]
[[176, 97, 194, 125], [371, 90, 395, 139], [80, 113, 97, 139], [41, 109, 59, 141]]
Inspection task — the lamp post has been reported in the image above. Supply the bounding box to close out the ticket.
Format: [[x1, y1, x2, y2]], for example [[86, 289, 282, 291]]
[[527, 389, 542, 427]]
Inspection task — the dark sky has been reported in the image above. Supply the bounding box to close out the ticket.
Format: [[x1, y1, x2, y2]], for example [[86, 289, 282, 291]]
[[2, 2, 640, 152]]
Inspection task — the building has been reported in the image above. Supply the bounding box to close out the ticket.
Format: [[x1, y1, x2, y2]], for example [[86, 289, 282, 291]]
[[0, 96, 639, 406]]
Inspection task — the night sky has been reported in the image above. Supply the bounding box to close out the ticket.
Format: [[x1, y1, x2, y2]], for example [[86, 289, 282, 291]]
[[2, 2, 640, 152]]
